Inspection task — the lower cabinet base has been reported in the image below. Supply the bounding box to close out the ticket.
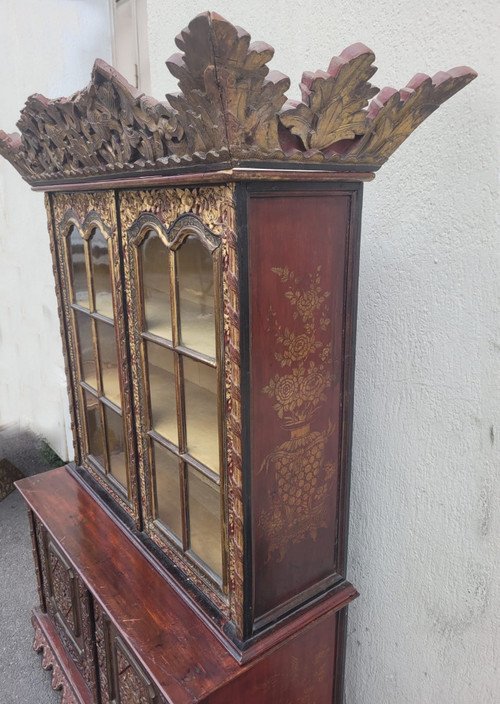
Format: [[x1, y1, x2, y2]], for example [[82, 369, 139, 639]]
[[32, 608, 94, 704], [31, 605, 346, 704], [18, 468, 355, 704]]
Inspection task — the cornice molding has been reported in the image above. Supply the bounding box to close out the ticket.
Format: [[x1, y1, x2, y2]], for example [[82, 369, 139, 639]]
[[0, 11, 476, 185]]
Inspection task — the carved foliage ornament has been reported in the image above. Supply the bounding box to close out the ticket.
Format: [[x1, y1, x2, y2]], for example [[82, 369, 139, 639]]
[[0, 12, 476, 183]]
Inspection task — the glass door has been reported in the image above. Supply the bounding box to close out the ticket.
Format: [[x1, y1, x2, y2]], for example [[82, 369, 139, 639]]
[[131, 217, 225, 587], [65, 222, 130, 498]]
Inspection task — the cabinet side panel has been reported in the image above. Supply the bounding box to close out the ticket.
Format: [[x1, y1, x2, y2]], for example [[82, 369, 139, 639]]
[[203, 611, 337, 703], [248, 188, 352, 622]]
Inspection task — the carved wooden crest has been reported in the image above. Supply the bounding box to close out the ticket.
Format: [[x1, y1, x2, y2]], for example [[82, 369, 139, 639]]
[[0, 11, 476, 184]]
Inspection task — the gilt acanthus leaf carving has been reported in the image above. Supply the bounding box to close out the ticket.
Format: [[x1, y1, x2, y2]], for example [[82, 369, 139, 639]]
[[0, 11, 476, 184], [279, 43, 378, 153], [0, 60, 184, 182], [166, 12, 290, 160], [345, 67, 477, 163]]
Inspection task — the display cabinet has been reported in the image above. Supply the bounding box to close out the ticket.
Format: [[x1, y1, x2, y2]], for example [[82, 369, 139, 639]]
[[1, 11, 475, 703]]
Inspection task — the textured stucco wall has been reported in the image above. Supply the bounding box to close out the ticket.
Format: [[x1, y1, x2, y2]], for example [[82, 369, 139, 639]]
[[147, 2, 499, 702], [0, 0, 112, 459]]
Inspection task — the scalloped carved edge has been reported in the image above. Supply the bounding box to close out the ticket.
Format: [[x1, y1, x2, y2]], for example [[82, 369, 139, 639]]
[[0, 11, 476, 183], [32, 616, 79, 704]]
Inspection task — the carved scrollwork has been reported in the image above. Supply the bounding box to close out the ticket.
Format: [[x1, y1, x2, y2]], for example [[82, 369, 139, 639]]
[[344, 67, 478, 163], [166, 214, 220, 251], [0, 12, 476, 183], [32, 615, 79, 704], [167, 12, 290, 161], [0, 60, 184, 182], [47, 544, 79, 637]]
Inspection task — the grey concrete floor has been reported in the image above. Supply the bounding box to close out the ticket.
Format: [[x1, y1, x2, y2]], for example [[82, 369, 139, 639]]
[[0, 428, 62, 704]]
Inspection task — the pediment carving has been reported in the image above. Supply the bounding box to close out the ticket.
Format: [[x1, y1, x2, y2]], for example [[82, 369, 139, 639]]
[[0, 11, 476, 184]]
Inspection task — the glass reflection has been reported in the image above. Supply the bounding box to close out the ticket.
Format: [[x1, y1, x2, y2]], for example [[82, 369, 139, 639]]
[[74, 311, 97, 390], [96, 321, 121, 407], [68, 226, 89, 308], [177, 236, 215, 357], [188, 467, 222, 577], [153, 442, 182, 539], [90, 228, 114, 318], [83, 390, 104, 468], [140, 232, 171, 339], [147, 342, 177, 444], [183, 358, 219, 472], [104, 405, 128, 489]]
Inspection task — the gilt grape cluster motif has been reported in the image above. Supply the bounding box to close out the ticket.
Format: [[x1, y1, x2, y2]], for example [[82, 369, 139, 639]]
[[259, 266, 335, 562]]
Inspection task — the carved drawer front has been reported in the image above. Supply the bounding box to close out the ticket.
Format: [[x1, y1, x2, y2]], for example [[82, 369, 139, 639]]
[[95, 601, 166, 704], [36, 519, 99, 701]]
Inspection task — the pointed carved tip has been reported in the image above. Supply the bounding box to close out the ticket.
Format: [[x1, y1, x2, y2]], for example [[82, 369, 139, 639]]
[[208, 10, 228, 23], [405, 72, 432, 89], [399, 73, 432, 101], [339, 42, 376, 61], [300, 69, 331, 94], [91, 59, 142, 96], [267, 70, 291, 88], [0, 130, 21, 151], [366, 86, 399, 118], [92, 57, 111, 73], [328, 42, 376, 78], [25, 92, 51, 107], [433, 66, 478, 85]]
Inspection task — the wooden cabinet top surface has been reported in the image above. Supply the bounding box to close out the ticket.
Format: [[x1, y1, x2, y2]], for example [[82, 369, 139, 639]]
[[17, 466, 356, 679]]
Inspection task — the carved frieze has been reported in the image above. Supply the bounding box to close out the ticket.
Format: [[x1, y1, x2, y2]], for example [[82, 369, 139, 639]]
[[0, 12, 476, 183]]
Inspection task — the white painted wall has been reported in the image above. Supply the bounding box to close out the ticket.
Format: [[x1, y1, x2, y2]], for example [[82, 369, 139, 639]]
[[0, 0, 113, 459], [147, 1, 500, 701], [0, 0, 498, 701]]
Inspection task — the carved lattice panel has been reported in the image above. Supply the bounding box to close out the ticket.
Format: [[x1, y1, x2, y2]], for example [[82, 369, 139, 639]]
[[35, 520, 99, 701], [95, 602, 166, 704]]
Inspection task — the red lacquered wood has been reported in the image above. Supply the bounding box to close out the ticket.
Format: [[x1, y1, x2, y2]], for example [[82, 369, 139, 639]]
[[204, 611, 338, 703], [248, 186, 359, 626], [17, 468, 241, 703], [31, 168, 375, 193], [17, 467, 354, 702]]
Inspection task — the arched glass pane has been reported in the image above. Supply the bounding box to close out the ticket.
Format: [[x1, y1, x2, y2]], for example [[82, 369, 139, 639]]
[[146, 342, 177, 444], [140, 232, 171, 339], [68, 226, 89, 308], [183, 358, 219, 472], [153, 442, 182, 539], [90, 228, 114, 318], [177, 235, 215, 358], [188, 467, 222, 577]]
